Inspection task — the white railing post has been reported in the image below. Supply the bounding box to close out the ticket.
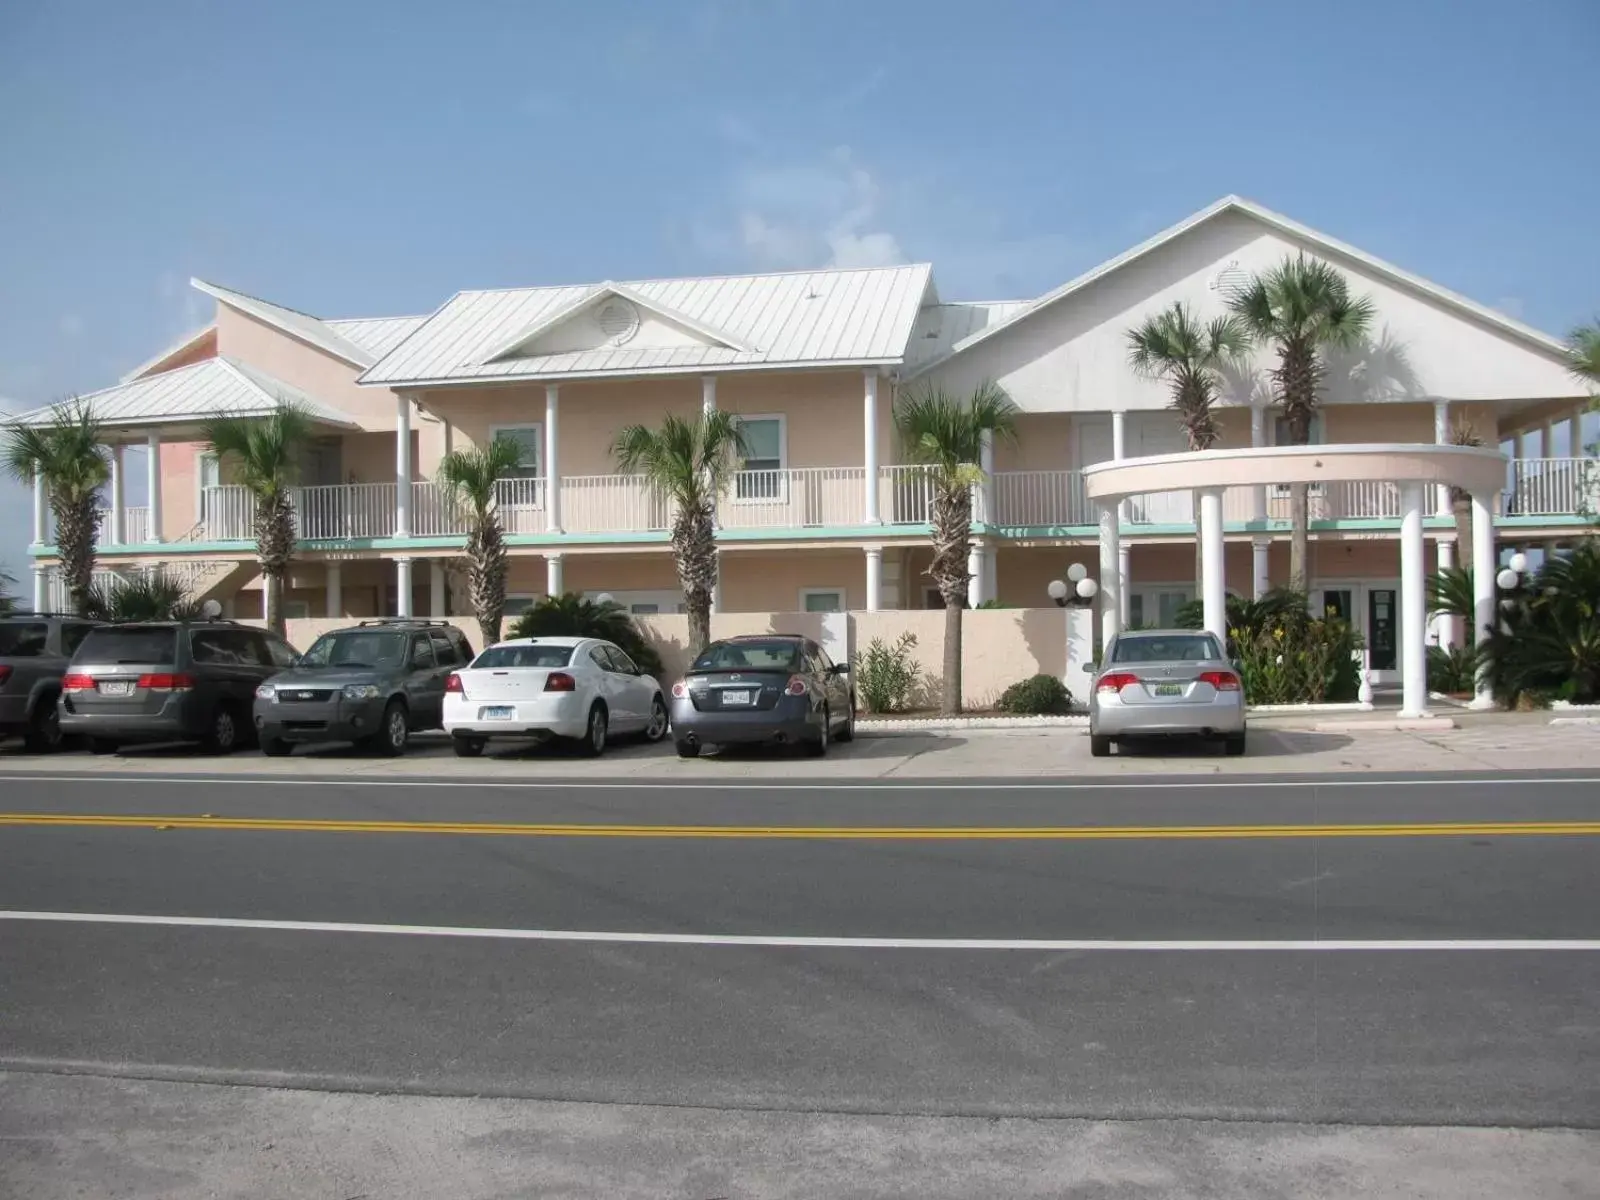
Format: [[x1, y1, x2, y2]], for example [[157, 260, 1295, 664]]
[[863, 370, 881, 525], [545, 384, 562, 533], [31, 471, 47, 546], [395, 394, 412, 538], [109, 444, 125, 545], [145, 433, 164, 543], [1433, 399, 1452, 516]]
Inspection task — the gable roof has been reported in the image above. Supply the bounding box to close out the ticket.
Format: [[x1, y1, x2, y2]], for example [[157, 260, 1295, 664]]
[[479, 281, 758, 362], [192, 278, 378, 369], [359, 264, 934, 387], [324, 315, 430, 360], [120, 324, 218, 382], [4, 357, 361, 432], [903, 195, 1571, 381]]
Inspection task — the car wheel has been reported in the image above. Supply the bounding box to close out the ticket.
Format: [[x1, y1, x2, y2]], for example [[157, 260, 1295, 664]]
[[805, 706, 830, 758], [836, 698, 855, 744], [1224, 732, 1247, 757], [23, 701, 64, 754], [452, 735, 486, 758], [675, 739, 700, 759], [89, 737, 119, 756], [577, 704, 608, 757], [371, 701, 408, 757], [204, 706, 241, 755], [260, 737, 292, 758], [643, 695, 669, 743], [1089, 734, 1112, 758]]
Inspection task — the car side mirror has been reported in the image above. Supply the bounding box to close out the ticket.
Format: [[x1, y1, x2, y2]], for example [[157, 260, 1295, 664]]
[[829, 663, 850, 676], [1083, 662, 1097, 673]]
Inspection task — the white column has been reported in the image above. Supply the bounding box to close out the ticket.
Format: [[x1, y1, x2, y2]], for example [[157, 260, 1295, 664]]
[[1398, 482, 1428, 718], [394, 557, 413, 617], [1110, 411, 1129, 620], [395, 394, 412, 538], [31, 471, 47, 546], [978, 429, 994, 525], [1097, 501, 1120, 641], [1117, 545, 1131, 625], [1470, 491, 1496, 709], [983, 545, 998, 605], [144, 433, 163, 544], [109, 445, 126, 546], [1252, 537, 1270, 600], [865, 546, 883, 612], [326, 563, 342, 619], [32, 564, 47, 612], [966, 543, 983, 609], [442, 419, 454, 458], [1250, 405, 1268, 523], [544, 384, 562, 533], [1199, 488, 1226, 644], [546, 553, 563, 598], [1433, 399, 1452, 517], [1434, 539, 1456, 650], [430, 559, 446, 616], [702, 374, 716, 416], [863, 371, 880, 524]]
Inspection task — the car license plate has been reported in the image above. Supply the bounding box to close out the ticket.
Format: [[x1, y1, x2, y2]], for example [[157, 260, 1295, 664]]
[[98, 681, 134, 696], [721, 690, 753, 706], [1153, 684, 1183, 697], [480, 706, 514, 720]]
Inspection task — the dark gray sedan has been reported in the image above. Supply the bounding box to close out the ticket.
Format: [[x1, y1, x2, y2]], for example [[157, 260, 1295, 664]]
[[669, 634, 854, 758]]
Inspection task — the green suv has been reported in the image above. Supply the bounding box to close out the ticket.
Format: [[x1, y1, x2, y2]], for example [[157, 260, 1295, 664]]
[[253, 619, 476, 756]]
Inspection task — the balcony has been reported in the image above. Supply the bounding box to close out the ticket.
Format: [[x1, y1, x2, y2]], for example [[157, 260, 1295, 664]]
[[95, 506, 151, 547], [170, 456, 1589, 548]]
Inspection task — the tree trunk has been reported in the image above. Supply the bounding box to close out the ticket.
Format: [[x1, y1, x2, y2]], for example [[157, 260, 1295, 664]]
[[1452, 496, 1473, 573], [467, 515, 507, 646], [52, 494, 101, 615], [263, 568, 284, 637], [686, 588, 712, 656], [942, 599, 963, 716], [254, 494, 297, 639], [672, 503, 719, 655], [1288, 482, 1310, 592]]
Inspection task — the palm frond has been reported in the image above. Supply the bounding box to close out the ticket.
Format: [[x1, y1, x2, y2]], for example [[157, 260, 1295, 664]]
[[1126, 302, 1252, 451], [611, 410, 747, 508], [2, 400, 109, 499], [201, 401, 316, 499], [83, 569, 203, 622], [437, 436, 525, 515], [1565, 319, 1600, 388], [893, 382, 1018, 479]]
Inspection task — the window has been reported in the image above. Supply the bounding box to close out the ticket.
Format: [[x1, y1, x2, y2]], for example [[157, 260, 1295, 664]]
[[284, 600, 311, 621], [691, 639, 803, 673], [1110, 633, 1222, 664], [77, 626, 175, 663], [607, 646, 640, 674], [448, 629, 475, 661], [588, 646, 612, 671], [409, 635, 436, 669], [490, 425, 542, 478], [264, 636, 299, 669], [190, 629, 264, 666], [472, 643, 574, 669], [734, 415, 785, 500], [504, 595, 538, 617], [61, 623, 95, 657], [801, 589, 844, 613], [0, 622, 49, 657], [1129, 589, 1192, 629], [1271, 415, 1325, 497], [629, 604, 659, 615], [429, 631, 460, 666]]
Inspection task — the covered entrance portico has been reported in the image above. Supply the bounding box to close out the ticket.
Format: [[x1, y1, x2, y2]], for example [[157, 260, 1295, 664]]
[[1083, 444, 1510, 718]]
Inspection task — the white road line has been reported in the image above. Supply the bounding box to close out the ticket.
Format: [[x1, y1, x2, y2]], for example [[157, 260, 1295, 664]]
[[4, 911, 1599, 951], [0, 774, 1597, 792]]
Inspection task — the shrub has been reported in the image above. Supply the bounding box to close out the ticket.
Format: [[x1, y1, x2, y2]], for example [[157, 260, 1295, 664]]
[[509, 592, 664, 676], [1486, 538, 1600, 706], [995, 673, 1074, 715], [1426, 643, 1481, 695], [852, 632, 922, 714], [84, 569, 202, 622], [1190, 587, 1363, 705]]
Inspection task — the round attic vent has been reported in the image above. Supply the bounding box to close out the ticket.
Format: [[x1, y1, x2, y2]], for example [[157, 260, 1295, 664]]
[[1209, 261, 1251, 302], [595, 298, 641, 346]]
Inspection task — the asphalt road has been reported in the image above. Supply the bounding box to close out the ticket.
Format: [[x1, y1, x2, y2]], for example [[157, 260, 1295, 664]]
[[3, 770, 1599, 1132]]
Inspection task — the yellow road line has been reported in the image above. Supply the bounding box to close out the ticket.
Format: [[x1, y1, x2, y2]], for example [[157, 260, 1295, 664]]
[[1, 814, 1599, 840]]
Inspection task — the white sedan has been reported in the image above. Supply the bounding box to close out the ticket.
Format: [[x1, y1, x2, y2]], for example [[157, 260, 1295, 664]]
[[442, 636, 669, 758]]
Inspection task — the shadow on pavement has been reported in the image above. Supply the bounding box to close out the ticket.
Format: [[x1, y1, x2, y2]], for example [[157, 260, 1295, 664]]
[[1108, 730, 1354, 759]]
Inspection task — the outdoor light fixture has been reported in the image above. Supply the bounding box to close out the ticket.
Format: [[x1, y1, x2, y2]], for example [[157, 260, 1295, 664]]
[[1047, 566, 1098, 608]]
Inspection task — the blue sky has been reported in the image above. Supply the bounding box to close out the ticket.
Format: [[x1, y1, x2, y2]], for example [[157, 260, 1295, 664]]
[[1, 0, 1596, 582]]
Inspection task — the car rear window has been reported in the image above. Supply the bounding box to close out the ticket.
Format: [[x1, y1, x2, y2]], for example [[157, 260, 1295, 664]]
[[691, 639, 803, 672], [75, 626, 177, 664], [472, 644, 575, 669], [0, 622, 49, 657], [1111, 634, 1221, 664]]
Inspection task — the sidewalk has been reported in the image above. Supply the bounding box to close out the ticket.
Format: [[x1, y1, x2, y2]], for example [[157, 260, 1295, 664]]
[[1, 715, 1594, 780]]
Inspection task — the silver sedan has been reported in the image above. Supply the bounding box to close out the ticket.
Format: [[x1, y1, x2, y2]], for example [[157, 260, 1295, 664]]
[[1087, 629, 1246, 757]]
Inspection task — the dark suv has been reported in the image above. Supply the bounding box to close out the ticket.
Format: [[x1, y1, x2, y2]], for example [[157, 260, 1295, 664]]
[[60, 621, 299, 754], [0, 612, 102, 752], [253, 619, 475, 756]]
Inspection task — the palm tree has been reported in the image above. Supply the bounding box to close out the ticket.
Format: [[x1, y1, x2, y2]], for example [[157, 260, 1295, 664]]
[[201, 402, 314, 637], [1566, 319, 1600, 389], [2, 401, 109, 614], [612, 411, 747, 654], [510, 592, 664, 676], [84, 568, 203, 622], [895, 382, 1019, 715], [0, 567, 17, 615], [436, 436, 524, 646], [1127, 301, 1252, 587], [1228, 255, 1376, 589]]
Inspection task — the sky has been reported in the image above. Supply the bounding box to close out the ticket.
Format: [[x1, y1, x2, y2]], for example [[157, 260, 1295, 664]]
[[1, 0, 1597, 581]]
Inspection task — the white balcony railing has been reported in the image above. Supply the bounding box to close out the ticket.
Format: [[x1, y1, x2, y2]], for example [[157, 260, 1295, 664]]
[[720, 467, 866, 530], [298, 482, 395, 540], [564, 474, 672, 534], [95, 506, 150, 546], [1507, 457, 1594, 517], [989, 470, 1090, 527]]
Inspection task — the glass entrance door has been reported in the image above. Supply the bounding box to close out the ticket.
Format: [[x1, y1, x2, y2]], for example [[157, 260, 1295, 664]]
[[1367, 588, 1398, 672]]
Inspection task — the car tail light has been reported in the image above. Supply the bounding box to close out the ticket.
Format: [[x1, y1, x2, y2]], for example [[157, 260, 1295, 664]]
[[670, 680, 687, 698], [138, 673, 195, 692], [544, 672, 576, 692], [785, 675, 809, 696], [1198, 670, 1241, 692], [0, 665, 10, 685], [445, 673, 463, 693], [1096, 671, 1139, 693], [62, 673, 95, 692]]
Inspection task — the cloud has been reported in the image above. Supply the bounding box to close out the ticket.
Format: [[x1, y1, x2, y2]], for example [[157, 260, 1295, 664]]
[[695, 148, 907, 272]]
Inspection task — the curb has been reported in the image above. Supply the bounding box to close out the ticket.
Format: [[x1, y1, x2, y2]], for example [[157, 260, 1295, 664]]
[[1549, 717, 1600, 727], [1312, 717, 1457, 733], [857, 716, 1086, 736]]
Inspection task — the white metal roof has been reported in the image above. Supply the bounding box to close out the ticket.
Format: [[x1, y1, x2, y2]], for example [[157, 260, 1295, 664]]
[[904, 195, 1571, 381], [4, 357, 361, 433], [359, 264, 935, 387], [120, 325, 218, 382], [904, 301, 1032, 370], [325, 315, 429, 360], [193, 278, 379, 368]]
